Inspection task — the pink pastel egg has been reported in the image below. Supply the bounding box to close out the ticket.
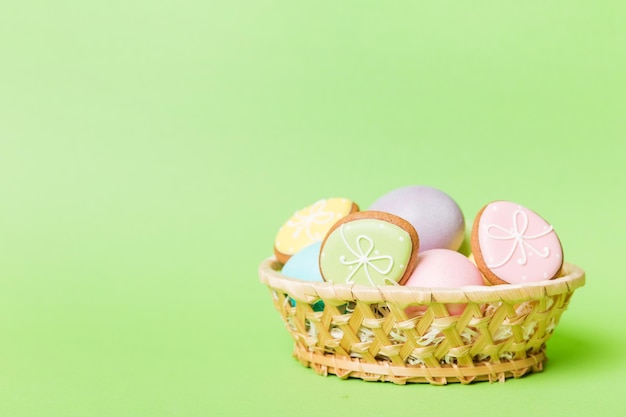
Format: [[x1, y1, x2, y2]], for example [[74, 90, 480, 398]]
[[404, 249, 484, 316]]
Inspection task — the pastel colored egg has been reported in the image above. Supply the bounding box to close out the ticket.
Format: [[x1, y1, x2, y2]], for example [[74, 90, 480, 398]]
[[280, 241, 324, 282], [404, 249, 485, 316], [471, 201, 564, 285], [320, 211, 419, 286], [368, 186, 465, 252], [274, 198, 359, 263], [280, 241, 325, 311]]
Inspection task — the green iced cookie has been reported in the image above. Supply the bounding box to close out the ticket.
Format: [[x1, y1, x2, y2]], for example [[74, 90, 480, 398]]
[[319, 211, 419, 286]]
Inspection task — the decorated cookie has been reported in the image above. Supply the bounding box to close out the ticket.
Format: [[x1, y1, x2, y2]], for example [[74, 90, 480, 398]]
[[319, 211, 419, 286], [274, 198, 359, 264], [404, 249, 485, 316], [368, 185, 465, 252], [471, 201, 563, 285]]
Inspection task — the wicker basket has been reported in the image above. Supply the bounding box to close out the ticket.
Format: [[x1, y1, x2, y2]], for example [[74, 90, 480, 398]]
[[259, 258, 585, 384]]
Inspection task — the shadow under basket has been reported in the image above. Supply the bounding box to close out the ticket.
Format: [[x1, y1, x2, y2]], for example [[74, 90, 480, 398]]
[[259, 258, 585, 385]]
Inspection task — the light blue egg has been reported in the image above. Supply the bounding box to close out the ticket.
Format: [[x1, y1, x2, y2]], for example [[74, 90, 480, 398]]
[[281, 241, 325, 311], [281, 241, 324, 282]]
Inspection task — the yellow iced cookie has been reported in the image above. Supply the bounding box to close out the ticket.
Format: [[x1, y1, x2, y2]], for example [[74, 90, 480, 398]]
[[274, 198, 359, 263]]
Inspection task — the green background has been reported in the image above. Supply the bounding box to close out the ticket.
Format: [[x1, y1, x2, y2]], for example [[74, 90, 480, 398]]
[[1, 1, 624, 416]]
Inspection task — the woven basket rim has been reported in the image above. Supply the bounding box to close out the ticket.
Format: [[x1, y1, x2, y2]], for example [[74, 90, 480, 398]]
[[258, 257, 585, 304]]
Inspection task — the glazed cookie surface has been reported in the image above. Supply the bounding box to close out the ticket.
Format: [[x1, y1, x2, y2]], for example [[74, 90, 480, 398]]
[[274, 198, 359, 263], [319, 211, 419, 286], [471, 201, 563, 285]]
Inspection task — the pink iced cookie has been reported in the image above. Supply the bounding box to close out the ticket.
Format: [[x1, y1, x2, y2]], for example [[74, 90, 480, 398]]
[[471, 201, 563, 285], [404, 249, 485, 316]]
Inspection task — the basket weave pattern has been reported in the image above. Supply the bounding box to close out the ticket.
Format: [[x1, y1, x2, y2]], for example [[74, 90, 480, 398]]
[[259, 258, 585, 384]]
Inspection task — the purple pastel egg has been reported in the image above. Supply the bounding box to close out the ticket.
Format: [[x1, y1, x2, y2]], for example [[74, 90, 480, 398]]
[[368, 186, 465, 251]]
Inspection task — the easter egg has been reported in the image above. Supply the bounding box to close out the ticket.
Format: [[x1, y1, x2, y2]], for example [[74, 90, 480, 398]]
[[280, 241, 325, 311], [368, 186, 465, 252], [404, 249, 484, 316], [281, 241, 324, 282]]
